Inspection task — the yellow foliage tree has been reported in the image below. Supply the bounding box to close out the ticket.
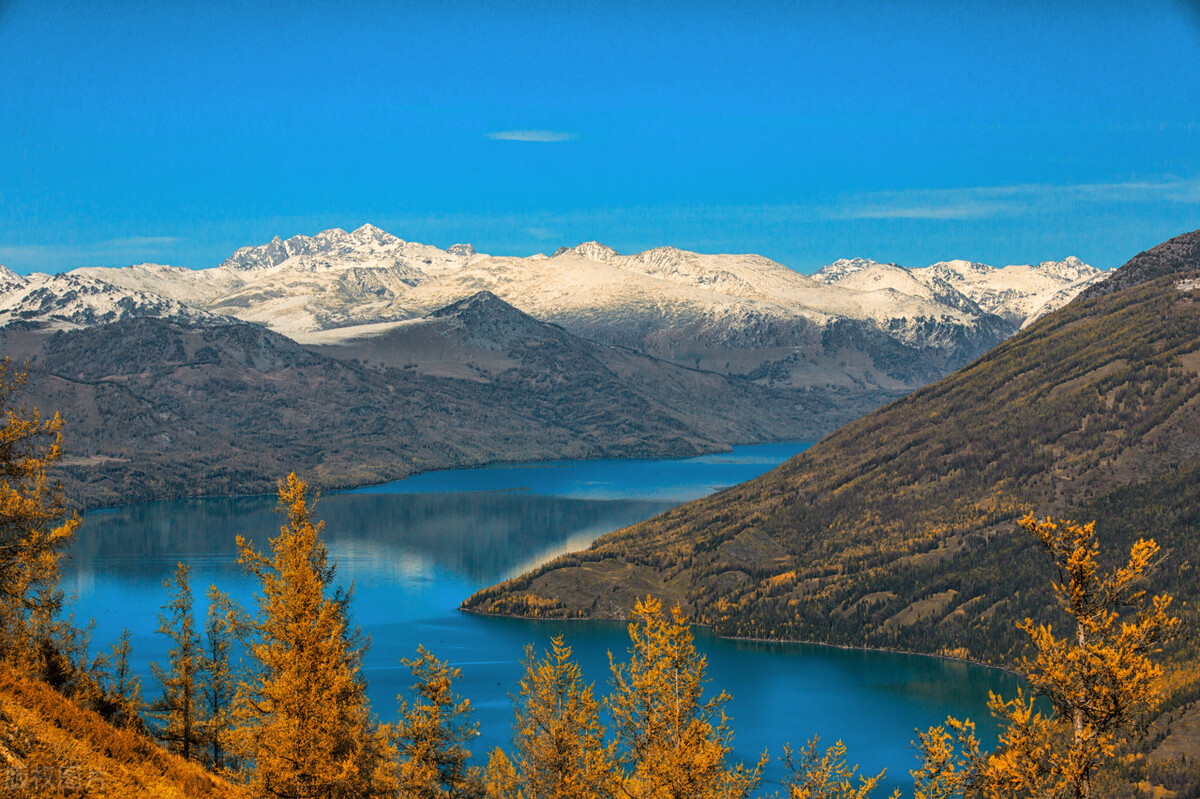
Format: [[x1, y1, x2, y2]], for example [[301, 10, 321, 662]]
[[0, 359, 80, 671], [486, 635, 617, 799], [233, 472, 396, 798], [783, 737, 898, 799], [607, 596, 766, 799], [149, 562, 203, 760], [201, 585, 237, 772], [394, 645, 484, 799], [914, 514, 1180, 799]]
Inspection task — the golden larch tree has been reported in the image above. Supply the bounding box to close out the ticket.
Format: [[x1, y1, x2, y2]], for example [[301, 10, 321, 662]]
[[607, 596, 766, 799], [150, 561, 204, 760], [782, 737, 898, 799], [914, 514, 1180, 799], [394, 645, 484, 799], [486, 635, 617, 799], [202, 585, 237, 772], [0, 359, 80, 671], [232, 472, 395, 799]]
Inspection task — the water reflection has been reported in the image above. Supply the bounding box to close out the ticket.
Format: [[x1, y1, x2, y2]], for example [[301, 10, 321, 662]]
[[63, 443, 1021, 796]]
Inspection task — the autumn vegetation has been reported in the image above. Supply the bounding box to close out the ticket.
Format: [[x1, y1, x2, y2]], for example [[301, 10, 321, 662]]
[[0, 328, 1193, 799]]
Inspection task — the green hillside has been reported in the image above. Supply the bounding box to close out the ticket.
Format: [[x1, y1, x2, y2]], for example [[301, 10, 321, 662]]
[[465, 229, 1200, 668]]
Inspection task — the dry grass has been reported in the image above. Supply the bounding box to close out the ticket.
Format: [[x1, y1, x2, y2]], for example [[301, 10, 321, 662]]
[[0, 666, 244, 799]]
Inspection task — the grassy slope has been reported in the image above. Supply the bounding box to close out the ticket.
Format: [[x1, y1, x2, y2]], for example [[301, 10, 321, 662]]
[[0, 666, 242, 798], [465, 232, 1200, 670]]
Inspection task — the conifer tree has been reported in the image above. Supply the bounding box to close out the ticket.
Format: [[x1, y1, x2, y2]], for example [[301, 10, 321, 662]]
[[394, 645, 485, 799], [150, 562, 203, 760], [914, 515, 1180, 799], [782, 737, 897, 799], [607, 596, 766, 799], [106, 627, 145, 730], [201, 585, 237, 772], [233, 472, 394, 798], [0, 359, 80, 670], [490, 635, 617, 799]]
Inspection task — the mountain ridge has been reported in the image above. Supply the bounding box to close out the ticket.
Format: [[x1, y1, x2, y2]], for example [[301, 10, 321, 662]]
[[7, 227, 1105, 399], [462, 227, 1200, 669], [6, 292, 855, 507]]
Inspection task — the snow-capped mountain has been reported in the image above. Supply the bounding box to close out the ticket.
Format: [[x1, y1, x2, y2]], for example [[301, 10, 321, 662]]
[[913, 256, 1105, 326], [0, 265, 25, 296], [0, 272, 232, 329], [814, 254, 1106, 328], [0, 224, 1105, 391]]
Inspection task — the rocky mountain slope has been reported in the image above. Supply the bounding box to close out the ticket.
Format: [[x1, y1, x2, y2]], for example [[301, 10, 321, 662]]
[[4, 293, 846, 508], [464, 228, 1200, 671], [9, 225, 1103, 397]]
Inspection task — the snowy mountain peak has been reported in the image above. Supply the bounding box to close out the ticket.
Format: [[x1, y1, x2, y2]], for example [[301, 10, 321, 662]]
[[0, 265, 26, 294], [350, 223, 401, 247], [447, 243, 476, 257], [568, 241, 621, 261], [1033, 256, 1099, 282], [812, 258, 898, 283], [926, 259, 994, 279]]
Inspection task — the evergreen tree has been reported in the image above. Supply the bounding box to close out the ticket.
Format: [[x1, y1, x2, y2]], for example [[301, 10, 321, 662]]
[[233, 472, 394, 798], [490, 636, 617, 799], [607, 596, 766, 799], [394, 645, 484, 799], [150, 562, 203, 760]]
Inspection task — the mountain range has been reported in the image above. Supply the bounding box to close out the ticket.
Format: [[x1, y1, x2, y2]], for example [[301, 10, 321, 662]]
[[0, 226, 1109, 504], [1, 225, 1104, 395]]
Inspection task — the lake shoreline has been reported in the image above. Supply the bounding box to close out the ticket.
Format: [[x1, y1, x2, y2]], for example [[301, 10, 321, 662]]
[[71, 437, 762, 512], [459, 605, 1023, 678]]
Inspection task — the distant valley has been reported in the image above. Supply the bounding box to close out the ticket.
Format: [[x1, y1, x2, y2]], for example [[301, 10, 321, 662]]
[[0, 226, 1107, 504]]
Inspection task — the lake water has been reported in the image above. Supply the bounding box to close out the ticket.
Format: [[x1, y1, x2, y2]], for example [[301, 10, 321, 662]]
[[65, 443, 1020, 794]]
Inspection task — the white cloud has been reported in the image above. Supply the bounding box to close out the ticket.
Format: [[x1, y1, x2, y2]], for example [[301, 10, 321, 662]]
[[832, 177, 1200, 221], [485, 130, 576, 143]]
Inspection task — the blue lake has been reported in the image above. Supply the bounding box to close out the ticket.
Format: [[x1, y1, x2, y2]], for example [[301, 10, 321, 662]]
[[65, 442, 1020, 794]]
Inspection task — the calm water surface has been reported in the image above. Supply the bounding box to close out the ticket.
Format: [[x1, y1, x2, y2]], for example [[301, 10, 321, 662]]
[[66, 443, 1020, 794]]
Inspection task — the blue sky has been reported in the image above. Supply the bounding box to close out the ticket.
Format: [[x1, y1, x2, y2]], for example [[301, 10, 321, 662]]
[[2, 0, 1198, 274]]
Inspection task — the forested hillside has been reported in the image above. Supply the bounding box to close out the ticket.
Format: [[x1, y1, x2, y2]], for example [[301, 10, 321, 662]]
[[465, 229, 1200, 670]]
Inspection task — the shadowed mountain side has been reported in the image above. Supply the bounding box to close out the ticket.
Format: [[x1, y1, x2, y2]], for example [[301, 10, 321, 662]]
[[5, 293, 871, 507], [464, 229, 1200, 669]]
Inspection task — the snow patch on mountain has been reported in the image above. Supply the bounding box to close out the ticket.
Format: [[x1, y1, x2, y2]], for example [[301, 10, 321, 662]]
[[0, 266, 26, 296], [0, 273, 233, 329]]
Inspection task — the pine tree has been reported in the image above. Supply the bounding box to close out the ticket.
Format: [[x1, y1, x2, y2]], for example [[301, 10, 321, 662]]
[[394, 645, 484, 799], [150, 562, 203, 760], [914, 515, 1180, 799], [607, 596, 766, 799], [492, 635, 617, 799], [0, 359, 80, 670], [233, 472, 395, 798], [201, 585, 237, 772]]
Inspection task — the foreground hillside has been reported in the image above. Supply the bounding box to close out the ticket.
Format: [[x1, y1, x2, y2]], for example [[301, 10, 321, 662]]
[[466, 229, 1200, 668], [0, 666, 241, 798], [3, 292, 843, 507]]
